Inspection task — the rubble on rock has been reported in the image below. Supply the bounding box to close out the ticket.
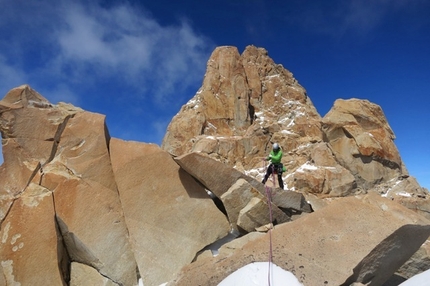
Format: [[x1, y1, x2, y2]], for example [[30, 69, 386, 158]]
[[1, 45, 429, 285]]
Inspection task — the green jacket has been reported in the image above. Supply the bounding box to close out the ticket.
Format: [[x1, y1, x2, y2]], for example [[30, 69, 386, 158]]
[[267, 149, 283, 164]]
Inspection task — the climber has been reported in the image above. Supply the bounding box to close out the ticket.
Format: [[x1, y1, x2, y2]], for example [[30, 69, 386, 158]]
[[262, 143, 285, 189]]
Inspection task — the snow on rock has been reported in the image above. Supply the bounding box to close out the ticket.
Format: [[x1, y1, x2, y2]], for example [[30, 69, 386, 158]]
[[399, 268, 430, 286], [296, 162, 318, 172], [218, 262, 303, 286], [396, 191, 413, 197]]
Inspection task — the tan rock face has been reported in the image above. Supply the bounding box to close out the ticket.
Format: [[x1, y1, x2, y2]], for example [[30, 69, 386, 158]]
[[0, 192, 67, 286], [0, 86, 78, 220], [342, 224, 430, 285], [293, 164, 356, 197], [202, 46, 251, 130], [162, 45, 425, 199], [162, 45, 323, 174], [0, 85, 136, 285], [109, 138, 230, 286], [70, 262, 116, 286], [169, 193, 430, 286], [397, 240, 430, 279], [322, 99, 403, 188], [0, 85, 234, 285], [46, 112, 137, 285]]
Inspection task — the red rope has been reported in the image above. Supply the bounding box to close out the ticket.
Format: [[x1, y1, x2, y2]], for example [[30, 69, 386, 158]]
[[262, 159, 275, 286], [265, 184, 274, 285]]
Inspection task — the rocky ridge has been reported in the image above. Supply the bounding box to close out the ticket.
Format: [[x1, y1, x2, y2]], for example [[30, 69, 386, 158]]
[[162, 45, 428, 202], [0, 45, 429, 286]]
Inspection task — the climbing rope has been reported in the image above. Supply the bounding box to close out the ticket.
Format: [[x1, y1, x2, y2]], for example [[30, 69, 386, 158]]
[[262, 159, 276, 285]]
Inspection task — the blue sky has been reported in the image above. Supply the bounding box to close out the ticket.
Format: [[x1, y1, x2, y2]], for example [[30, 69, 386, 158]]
[[0, 0, 429, 189]]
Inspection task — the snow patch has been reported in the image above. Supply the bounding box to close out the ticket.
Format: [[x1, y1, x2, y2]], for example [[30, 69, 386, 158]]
[[277, 117, 288, 124], [207, 122, 217, 130], [393, 180, 402, 186], [206, 230, 240, 256], [326, 166, 338, 170], [296, 143, 312, 150], [289, 85, 302, 92], [281, 129, 295, 135], [294, 110, 306, 117], [245, 167, 266, 179], [296, 162, 318, 172], [1, 222, 11, 243], [218, 262, 303, 286], [187, 97, 198, 105], [266, 74, 280, 80], [399, 268, 430, 286], [277, 115, 296, 128], [255, 111, 265, 123], [186, 96, 201, 109], [396, 191, 412, 197], [205, 135, 242, 140]]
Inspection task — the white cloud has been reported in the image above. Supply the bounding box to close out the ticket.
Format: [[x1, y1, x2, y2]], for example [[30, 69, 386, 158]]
[[53, 1, 211, 101], [0, 0, 213, 104], [0, 55, 27, 96]]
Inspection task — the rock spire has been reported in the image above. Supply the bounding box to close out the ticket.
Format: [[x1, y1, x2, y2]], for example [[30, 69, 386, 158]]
[[162, 45, 426, 199]]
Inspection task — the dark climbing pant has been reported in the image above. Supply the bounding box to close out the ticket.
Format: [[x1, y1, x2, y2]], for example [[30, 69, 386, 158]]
[[262, 163, 284, 189]]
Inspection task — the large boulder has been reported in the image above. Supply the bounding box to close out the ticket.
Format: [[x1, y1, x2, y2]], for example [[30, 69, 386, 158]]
[[396, 240, 430, 280], [174, 151, 255, 198], [44, 111, 137, 285], [341, 224, 430, 285], [109, 138, 230, 285], [322, 99, 408, 189], [221, 178, 290, 233], [169, 193, 430, 285], [0, 85, 137, 285], [293, 163, 356, 197], [174, 152, 312, 215]]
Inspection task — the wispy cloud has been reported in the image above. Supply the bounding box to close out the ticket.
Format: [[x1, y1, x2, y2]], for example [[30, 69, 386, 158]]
[[0, 54, 27, 93], [293, 0, 416, 37], [0, 0, 213, 105]]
